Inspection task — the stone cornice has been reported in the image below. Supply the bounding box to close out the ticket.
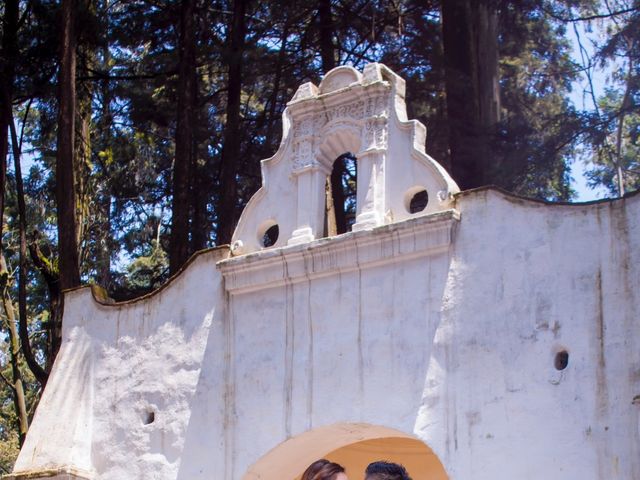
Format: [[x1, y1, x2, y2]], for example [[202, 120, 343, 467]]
[[219, 210, 459, 295]]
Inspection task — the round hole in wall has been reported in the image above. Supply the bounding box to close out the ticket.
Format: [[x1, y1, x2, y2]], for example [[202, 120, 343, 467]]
[[263, 224, 279, 247], [258, 221, 279, 248], [404, 187, 429, 214], [143, 410, 155, 425], [554, 350, 569, 370]]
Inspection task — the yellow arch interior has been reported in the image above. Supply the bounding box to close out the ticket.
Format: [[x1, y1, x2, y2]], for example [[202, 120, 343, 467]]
[[323, 436, 448, 480], [243, 423, 448, 480]]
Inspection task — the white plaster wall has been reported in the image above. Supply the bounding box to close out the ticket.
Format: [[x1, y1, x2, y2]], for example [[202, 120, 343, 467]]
[[12, 248, 230, 479], [10, 190, 640, 480], [223, 256, 450, 479], [421, 189, 640, 480]]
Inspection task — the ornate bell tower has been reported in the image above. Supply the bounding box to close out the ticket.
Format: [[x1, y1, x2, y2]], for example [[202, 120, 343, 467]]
[[231, 63, 459, 254]]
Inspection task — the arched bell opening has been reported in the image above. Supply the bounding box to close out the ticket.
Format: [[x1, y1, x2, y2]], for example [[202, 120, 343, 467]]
[[325, 153, 357, 237], [242, 423, 449, 480]]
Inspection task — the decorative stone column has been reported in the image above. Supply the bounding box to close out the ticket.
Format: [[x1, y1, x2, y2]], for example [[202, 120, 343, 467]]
[[288, 135, 329, 246], [353, 115, 387, 231]]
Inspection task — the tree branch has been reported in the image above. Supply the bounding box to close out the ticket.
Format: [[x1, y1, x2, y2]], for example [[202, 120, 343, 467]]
[[79, 66, 176, 81], [544, 5, 639, 23], [0, 367, 16, 392]]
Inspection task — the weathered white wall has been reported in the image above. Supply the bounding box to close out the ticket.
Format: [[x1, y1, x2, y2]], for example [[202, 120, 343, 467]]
[[10, 248, 230, 480], [8, 63, 639, 480], [9, 189, 640, 480], [420, 189, 640, 479]]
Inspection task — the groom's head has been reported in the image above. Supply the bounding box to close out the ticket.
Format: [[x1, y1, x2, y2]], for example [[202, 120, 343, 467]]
[[364, 461, 412, 480]]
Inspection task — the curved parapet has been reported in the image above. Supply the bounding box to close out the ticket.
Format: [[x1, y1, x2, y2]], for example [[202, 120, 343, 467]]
[[231, 63, 459, 256], [9, 247, 230, 480]]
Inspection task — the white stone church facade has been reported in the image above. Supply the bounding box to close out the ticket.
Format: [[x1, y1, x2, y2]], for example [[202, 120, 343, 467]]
[[8, 64, 640, 479]]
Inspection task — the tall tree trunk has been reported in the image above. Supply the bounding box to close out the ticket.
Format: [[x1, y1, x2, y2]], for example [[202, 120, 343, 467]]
[[56, 0, 81, 291], [29, 235, 62, 373], [189, 165, 208, 252], [216, 0, 248, 245], [0, 254, 29, 446], [96, 192, 112, 286], [264, 21, 289, 144], [75, 44, 95, 270], [170, 0, 198, 273], [187, 1, 206, 254], [189, 92, 207, 251], [0, 0, 30, 446], [318, 0, 336, 72], [441, 0, 500, 190], [10, 114, 49, 385], [613, 43, 633, 198], [96, 0, 113, 287], [0, 0, 19, 233]]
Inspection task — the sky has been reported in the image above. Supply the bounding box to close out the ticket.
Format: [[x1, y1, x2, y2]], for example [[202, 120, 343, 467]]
[[566, 17, 614, 202]]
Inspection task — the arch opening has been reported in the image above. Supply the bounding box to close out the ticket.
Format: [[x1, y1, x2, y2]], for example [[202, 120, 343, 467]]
[[321, 437, 448, 480], [325, 153, 357, 237], [242, 423, 449, 480]]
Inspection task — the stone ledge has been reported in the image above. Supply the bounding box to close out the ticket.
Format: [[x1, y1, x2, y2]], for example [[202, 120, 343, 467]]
[[220, 209, 459, 294], [3, 467, 93, 480]]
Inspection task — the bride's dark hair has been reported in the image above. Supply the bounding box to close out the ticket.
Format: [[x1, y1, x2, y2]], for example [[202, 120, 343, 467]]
[[301, 459, 346, 480]]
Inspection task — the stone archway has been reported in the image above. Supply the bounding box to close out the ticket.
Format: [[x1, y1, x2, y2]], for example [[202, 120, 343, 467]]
[[242, 423, 448, 480]]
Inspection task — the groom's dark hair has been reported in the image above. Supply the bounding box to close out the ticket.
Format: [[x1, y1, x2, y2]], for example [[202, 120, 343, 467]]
[[365, 461, 412, 480]]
